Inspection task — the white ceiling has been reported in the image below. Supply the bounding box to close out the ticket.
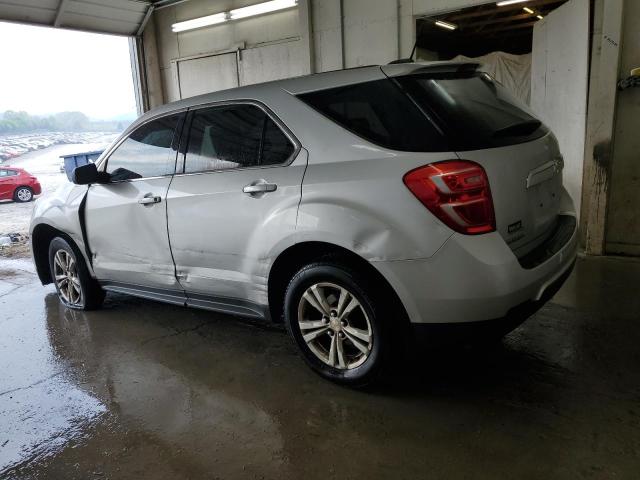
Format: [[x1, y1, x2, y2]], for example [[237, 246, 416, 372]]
[[0, 0, 154, 36]]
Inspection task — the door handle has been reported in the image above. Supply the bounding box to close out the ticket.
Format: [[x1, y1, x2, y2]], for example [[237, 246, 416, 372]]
[[138, 194, 162, 205], [243, 181, 277, 194]]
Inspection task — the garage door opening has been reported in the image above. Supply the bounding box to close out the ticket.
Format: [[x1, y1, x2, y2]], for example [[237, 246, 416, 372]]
[[416, 1, 572, 104], [0, 21, 136, 233], [415, 0, 590, 215]]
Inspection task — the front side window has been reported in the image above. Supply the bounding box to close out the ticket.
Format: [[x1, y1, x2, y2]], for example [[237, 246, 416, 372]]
[[105, 114, 181, 181], [185, 104, 295, 174]]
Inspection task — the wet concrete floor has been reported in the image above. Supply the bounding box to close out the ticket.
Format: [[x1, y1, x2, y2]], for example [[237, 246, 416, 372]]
[[0, 255, 639, 479]]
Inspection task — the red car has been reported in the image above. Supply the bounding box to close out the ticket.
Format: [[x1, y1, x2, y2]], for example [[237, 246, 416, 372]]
[[0, 166, 42, 202]]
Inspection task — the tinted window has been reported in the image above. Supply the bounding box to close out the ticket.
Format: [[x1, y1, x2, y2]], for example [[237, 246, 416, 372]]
[[297, 79, 446, 152], [186, 105, 263, 173], [0, 169, 18, 176], [106, 114, 181, 181], [185, 104, 294, 173], [262, 117, 294, 166], [395, 72, 548, 150]]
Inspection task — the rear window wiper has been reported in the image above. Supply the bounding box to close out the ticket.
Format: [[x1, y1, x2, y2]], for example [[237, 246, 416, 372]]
[[492, 119, 542, 138]]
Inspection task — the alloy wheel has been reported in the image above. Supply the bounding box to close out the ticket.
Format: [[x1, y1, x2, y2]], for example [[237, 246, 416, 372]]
[[297, 282, 373, 370], [53, 249, 83, 306], [16, 188, 32, 202]]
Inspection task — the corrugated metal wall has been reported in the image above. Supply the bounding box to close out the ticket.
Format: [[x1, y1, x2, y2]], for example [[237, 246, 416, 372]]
[[0, 0, 149, 36]]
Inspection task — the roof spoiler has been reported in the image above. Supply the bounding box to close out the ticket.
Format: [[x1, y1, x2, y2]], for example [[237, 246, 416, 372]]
[[381, 61, 480, 78], [388, 58, 415, 65]]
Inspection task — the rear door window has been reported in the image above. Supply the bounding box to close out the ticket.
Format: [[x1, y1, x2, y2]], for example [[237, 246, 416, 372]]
[[184, 104, 295, 173], [297, 79, 447, 152]]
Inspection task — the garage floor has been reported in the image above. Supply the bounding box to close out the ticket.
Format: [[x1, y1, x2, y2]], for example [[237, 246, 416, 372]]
[[1, 255, 639, 479]]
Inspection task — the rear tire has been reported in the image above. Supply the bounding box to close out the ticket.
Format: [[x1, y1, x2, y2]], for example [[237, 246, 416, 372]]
[[14, 186, 33, 202], [284, 260, 401, 387], [48, 237, 105, 310]]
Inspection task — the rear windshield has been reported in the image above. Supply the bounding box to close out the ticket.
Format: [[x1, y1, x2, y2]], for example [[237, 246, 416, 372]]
[[297, 71, 548, 152], [395, 72, 548, 150]]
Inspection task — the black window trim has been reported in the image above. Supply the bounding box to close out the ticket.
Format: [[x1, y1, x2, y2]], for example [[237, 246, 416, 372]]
[[96, 109, 187, 183], [175, 99, 301, 177]]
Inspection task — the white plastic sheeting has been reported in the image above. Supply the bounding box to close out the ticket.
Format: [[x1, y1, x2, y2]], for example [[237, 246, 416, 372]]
[[452, 51, 532, 105]]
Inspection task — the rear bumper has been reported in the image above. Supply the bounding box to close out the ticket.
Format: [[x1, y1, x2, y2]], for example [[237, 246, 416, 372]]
[[32, 183, 42, 195], [410, 259, 574, 342], [372, 215, 578, 325]]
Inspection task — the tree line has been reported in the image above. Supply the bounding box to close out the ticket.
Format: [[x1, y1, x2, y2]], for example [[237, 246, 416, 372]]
[[0, 110, 128, 133]]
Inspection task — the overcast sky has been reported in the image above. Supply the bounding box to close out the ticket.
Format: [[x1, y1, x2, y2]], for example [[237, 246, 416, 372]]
[[0, 22, 136, 120]]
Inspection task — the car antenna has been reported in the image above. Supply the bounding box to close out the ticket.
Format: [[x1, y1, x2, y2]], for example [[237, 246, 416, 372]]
[[387, 37, 418, 65]]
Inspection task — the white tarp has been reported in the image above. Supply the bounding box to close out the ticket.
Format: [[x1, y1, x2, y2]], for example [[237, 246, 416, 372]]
[[452, 51, 532, 105]]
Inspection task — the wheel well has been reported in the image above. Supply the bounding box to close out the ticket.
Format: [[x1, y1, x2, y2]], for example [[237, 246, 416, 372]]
[[267, 241, 407, 323], [31, 224, 73, 285]]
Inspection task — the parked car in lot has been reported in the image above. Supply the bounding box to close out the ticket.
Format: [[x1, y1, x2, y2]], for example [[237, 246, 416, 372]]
[[0, 166, 42, 202], [30, 62, 577, 386]]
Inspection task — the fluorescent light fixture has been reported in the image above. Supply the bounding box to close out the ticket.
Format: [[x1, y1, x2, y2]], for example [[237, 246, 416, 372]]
[[435, 20, 458, 30], [229, 0, 298, 20], [172, 12, 227, 32], [537, 14, 544, 19], [171, 0, 298, 33], [523, 7, 534, 14], [496, 0, 529, 6]]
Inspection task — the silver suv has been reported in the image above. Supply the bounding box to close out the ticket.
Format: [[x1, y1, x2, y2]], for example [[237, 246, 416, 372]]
[[30, 62, 577, 386]]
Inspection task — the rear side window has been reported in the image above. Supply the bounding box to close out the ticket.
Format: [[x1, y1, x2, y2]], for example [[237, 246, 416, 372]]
[[297, 80, 446, 152], [185, 104, 295, 173], [106, 114, 182, 181], [0, 169, 18, 176]]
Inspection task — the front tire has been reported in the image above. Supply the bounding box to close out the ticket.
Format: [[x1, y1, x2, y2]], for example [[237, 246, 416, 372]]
[[284, 261, 398, 387], [14, 186, 33, 202], [48, 237, 105, 310]]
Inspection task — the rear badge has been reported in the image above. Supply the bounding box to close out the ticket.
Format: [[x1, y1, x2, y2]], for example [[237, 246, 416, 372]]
[[508, 220, 523, 234]]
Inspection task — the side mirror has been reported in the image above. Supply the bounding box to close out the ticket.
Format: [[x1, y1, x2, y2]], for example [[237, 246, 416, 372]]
[[72, 163, 109, 185]]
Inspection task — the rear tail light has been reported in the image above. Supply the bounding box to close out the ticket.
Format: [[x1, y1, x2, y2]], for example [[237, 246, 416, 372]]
[[403, 160, 496, 235]]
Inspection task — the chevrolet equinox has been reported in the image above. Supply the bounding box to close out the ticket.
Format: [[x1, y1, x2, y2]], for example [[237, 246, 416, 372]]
[[30, 62, 578, 386]]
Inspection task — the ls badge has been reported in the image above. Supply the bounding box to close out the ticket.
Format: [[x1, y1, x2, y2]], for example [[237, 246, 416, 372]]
[[508, 220, 523, 234]]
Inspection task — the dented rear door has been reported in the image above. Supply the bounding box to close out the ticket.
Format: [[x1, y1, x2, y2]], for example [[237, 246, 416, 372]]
[[166, 102, 306, 311]]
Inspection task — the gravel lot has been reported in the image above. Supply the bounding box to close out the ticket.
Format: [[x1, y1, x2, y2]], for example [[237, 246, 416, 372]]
[[0, 135, 116, 234]]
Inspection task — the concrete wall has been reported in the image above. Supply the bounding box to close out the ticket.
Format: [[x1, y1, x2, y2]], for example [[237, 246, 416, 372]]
[[149, 0, 301, 103], [311, 0, 490, 72], [145, 0, 493, 103], [605, 0, 640, 255], [531, 0, 589, 215]]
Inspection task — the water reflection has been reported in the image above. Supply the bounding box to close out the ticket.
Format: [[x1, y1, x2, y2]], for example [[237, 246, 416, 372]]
[[2, 256, 638, 479], [40, 293, 288, 478], [0, 296, 105, 476]]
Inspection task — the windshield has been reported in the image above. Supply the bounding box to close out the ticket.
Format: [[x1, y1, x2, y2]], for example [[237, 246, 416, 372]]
[[394, 72, 548, 150]]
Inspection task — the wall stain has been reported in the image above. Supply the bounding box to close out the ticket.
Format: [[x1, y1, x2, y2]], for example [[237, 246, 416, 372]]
[[585, 139, 612, 252]]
